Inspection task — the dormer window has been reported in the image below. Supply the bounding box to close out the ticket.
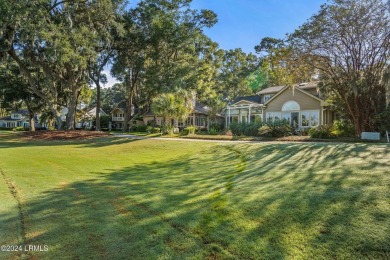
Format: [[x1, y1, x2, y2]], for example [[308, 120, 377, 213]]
[[263, 94, 273, 102], [11, 114, 21, 119]]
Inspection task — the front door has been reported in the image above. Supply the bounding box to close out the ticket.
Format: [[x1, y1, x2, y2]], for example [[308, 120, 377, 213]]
[[291, 112, 299, 129]]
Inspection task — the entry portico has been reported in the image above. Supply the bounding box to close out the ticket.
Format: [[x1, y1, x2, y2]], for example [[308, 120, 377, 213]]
[[225, 96, 264, 128]]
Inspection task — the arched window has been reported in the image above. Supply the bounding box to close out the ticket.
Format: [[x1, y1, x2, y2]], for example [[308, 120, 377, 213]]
[[282, 101, 300, 111]]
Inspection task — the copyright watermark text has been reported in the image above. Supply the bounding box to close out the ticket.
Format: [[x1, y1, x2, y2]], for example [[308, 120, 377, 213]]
[[1, 244, 48, 252]]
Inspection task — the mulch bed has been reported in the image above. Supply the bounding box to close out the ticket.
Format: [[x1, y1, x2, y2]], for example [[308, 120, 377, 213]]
[[21, 130, 109, 141]]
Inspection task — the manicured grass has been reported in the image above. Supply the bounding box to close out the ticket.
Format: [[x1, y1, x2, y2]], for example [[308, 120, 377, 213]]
[[112, 131, 162, 137], [0, 132, 389, 259]]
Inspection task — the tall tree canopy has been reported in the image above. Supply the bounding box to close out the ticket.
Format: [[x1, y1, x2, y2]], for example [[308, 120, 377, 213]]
[[112, 0, 218, 130], [1, 0, 124, 130], [290, 0, 390, 134], [217, 48, 259, 101], [254, 37, 317, 87]]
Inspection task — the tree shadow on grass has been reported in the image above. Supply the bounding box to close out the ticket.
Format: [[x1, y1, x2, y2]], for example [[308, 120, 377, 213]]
[[1, 143, 389, 259], [0, 135, 139, 149]]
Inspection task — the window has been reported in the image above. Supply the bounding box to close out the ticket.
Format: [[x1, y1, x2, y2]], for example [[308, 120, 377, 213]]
[[195, 117, 204, 126], [282, 101, 300, 111], [301, 112, 310, 127], [241, 115, 247, 123], [282, 112, 291, 123], [309, 111, 319, 126], [274, 112, 281, 121], [300, 110, 319, 127], [250, 115, 261, 123], [232, 116, 239, 123], [12, 114, 21, 119], [266, 113, 272, 123], [266, 112, 282, 123], [263, 94, 272, 102]]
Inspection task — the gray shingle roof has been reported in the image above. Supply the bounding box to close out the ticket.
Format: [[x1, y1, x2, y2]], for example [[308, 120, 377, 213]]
[[257, 86, 285, 94], [193, 103, 211, 114], [293, 81, 319, 89], [231, 95, 262, 104]]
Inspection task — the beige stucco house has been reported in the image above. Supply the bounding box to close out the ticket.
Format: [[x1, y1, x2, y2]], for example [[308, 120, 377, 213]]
[[225, 82, 335, 130]]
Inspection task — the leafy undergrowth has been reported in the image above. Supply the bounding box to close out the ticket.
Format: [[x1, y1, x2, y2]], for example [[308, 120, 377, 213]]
[[0, 134, 389, 259]]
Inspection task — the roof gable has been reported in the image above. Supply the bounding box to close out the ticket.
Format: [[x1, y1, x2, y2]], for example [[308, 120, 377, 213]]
[[231, 95, 262, 105], [264, 86, 327, 106], [111, 108, 125, 113], [230, 100, 259, 107]]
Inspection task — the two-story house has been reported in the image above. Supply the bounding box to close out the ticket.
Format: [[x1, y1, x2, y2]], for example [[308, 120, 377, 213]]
[[110, 106, 138, 130], [111, 108, 126, 129], [0, 110, 34, 129], [225, 82, 335, 130]]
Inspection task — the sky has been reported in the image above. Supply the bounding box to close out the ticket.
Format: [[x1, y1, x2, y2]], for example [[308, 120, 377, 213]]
[[104, 0, 327, 87]]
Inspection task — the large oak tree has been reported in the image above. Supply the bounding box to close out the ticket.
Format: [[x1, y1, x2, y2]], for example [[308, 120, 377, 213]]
[[1, 0, 123, 130]]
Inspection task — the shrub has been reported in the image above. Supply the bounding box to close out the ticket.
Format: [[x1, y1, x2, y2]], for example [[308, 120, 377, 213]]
[[13, 126, 26, 131], [99, 115, 111, 129], [331, 119, 355, 137], [373, 106, 390, 133], [163, 124, 175, 135], [183, 125, 196, 135], [146, 126, 161, 133], [208, 127, 218, 135], [135, 125, 147, 132], [309, 125, 334, 139], [229, 122, 263, 136], [209, 122, 224, 131], [225, 129, 233, 136], [258, 120, 292, 137]]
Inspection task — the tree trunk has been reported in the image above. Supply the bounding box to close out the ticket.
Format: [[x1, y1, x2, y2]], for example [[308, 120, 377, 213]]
[[26, 103, 35, 132], [123, 90, 133, 132], [50, 106, 63, 130], [29, 115, 35, 131], [95, 82, 101, 131], [66, 85, 79, 130]]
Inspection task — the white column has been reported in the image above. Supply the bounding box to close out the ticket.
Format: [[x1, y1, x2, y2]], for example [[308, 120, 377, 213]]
[[321, 108, 324, 125], [228, 108, 231, 127], [248, 106, 251, 123], [225, 111, 228, 128]]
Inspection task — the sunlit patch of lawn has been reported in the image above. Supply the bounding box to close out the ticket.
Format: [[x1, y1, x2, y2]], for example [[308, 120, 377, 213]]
[[0, 132, 389, 259]]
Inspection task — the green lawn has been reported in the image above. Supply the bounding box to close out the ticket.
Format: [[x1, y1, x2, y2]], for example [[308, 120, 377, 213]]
[[0, 132, 389, 259]]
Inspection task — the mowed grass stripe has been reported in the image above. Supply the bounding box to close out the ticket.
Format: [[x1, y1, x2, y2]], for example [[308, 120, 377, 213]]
[[0, 132, 389, 259]]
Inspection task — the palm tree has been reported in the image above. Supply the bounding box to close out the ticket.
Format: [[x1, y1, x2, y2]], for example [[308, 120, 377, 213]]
[[151, 90, 195, 133]]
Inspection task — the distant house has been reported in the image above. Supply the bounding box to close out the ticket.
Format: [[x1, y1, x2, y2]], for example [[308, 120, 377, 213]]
[[111, 107, 139, 130], [77, 107, 108, 129], [87, 107, 107, 117], [225, 82, 335, 130], [0, 110, 40, 129], [111, 108, 126, 129], [142, 102, 223, 130]]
